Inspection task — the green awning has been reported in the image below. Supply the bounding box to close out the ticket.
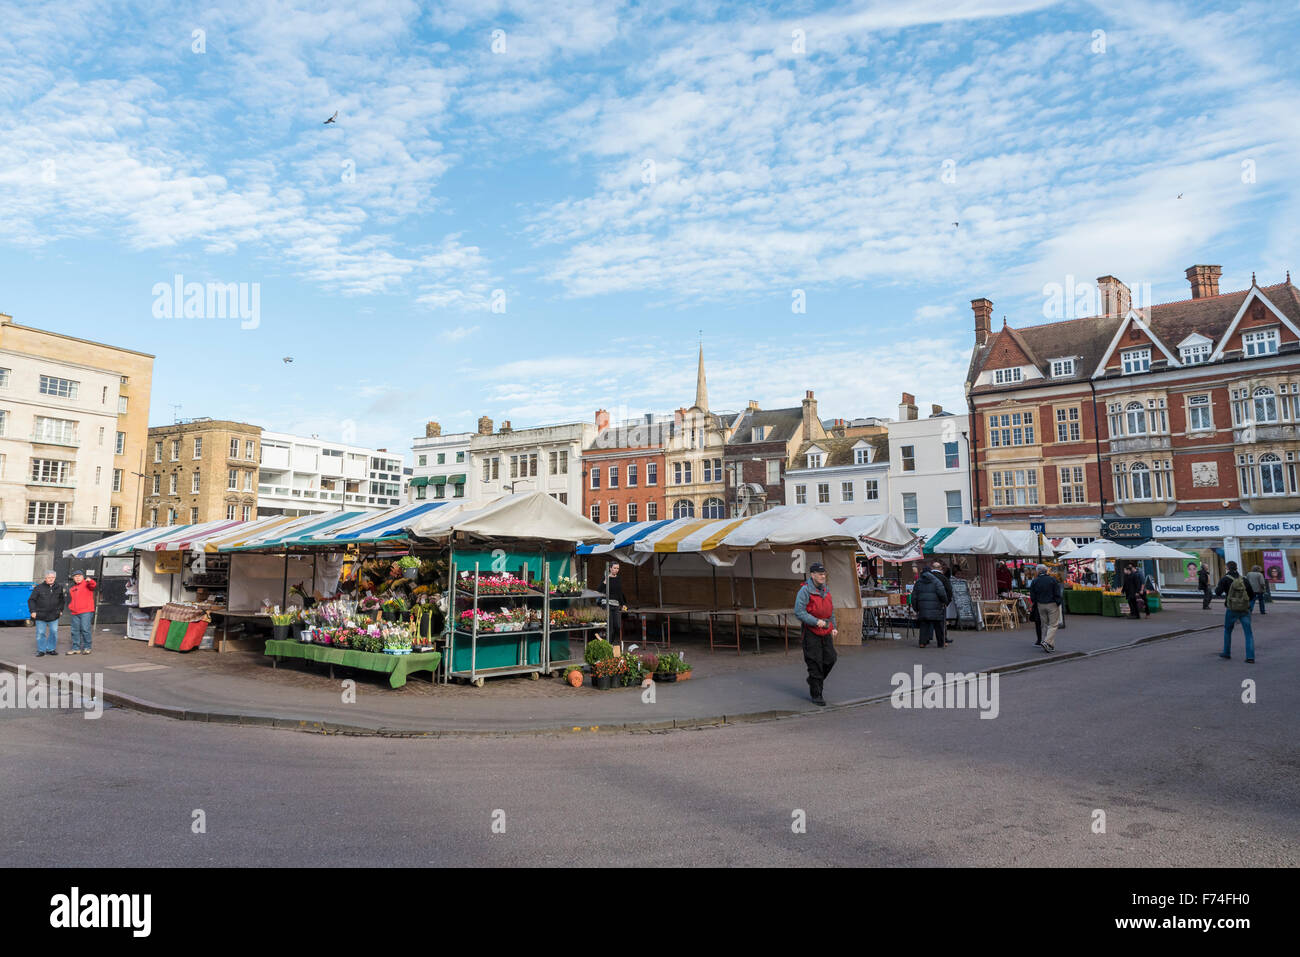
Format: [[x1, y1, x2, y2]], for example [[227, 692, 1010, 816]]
[[429, 475, 447, 485], [919, 526, 957, 555], [448, 473, 467, 484], [409, 476, 429, 487]]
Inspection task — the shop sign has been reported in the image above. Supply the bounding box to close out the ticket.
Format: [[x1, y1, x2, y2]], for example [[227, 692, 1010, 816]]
[[1237, 517, 1300, 537], [1151, 517, 1230, 539], [1101, 517, 1152, 541]]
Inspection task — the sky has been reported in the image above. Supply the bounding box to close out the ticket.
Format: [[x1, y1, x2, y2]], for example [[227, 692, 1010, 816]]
[[2, 0, 1298, 461]]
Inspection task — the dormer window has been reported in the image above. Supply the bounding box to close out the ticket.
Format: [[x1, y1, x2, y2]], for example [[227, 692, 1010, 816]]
[[993, 367, 1022, 384], [1050, 358, 1075, 378], [806, 452, 824, 469], [854, 446, 872, 465], [1243, 329, 1279, 357], [1180, 342, 1210, 365], [1121, 348, 1151, 374], [751, 426, 767, 442]]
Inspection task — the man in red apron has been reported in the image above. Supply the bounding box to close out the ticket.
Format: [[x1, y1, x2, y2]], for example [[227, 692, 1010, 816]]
[[795, 562, 838, 706]]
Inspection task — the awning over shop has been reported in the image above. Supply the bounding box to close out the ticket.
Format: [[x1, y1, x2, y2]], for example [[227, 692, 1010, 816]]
[[141, 520, 246, 552], [408, 491, 614, 546], [833, 514, 924, 562], [429, 475, 447, 485], [1056, 539, 1143, 561], [447, 474, 467, 485], [300, 501, 451, 545], [998, 529, 1055, 558], [626, 507, 858, 558], [62, 524, 185, 559], [576, 520, 677, 556], [221, 511, 368, 551], [409, 476, 429, 487]]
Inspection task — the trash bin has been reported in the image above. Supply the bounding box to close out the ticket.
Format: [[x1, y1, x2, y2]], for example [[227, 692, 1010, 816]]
[[1146, 593, 1161, 612]]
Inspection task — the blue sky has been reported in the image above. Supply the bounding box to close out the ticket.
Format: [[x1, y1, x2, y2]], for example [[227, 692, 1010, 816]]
[[2, 0, 1297, 460]]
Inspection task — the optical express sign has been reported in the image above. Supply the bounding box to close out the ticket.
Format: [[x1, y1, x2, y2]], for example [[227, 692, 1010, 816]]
[[1151, 517, 1300, 538]]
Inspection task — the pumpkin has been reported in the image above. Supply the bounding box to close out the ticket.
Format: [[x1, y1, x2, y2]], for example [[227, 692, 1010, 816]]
[[567, 669, 583, 688]]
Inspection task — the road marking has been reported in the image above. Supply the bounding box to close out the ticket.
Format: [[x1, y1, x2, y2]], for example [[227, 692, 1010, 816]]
[[107, 663, 172, 673]]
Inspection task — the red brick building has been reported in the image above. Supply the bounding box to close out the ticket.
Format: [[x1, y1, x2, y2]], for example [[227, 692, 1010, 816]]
[[966, 265, 1300, 590], [581, 409, 667, 525]]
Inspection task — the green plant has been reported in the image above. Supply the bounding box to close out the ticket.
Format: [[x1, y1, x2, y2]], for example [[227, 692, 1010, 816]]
[[592, 655, 627, 679], [396, 555, 420, 569], [382, 595, 408, 614], [656, 651, 687, 674], [639, 652, 658, 674], [584, 638, 614, 666], [270, 607, 298, 626]]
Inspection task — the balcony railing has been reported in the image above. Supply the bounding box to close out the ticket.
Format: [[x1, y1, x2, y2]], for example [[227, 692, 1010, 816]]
[[1109, 435, 1172, 454], [1234, 424, 1300, 443]]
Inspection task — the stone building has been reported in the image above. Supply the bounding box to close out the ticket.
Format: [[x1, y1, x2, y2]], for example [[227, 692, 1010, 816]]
[[143, 419, 262, 525]]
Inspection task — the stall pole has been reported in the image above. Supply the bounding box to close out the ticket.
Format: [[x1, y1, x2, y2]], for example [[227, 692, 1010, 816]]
[[281, 550, 289, 608], [656, 553, 665, 607]]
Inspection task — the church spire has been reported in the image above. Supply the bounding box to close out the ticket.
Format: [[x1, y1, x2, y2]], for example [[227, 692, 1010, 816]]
[[694, 341, 709, 411]]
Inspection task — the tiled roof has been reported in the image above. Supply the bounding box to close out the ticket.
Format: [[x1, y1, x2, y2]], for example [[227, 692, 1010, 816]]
[[729, 407, 804, 444], [968, 280, 1300, 392], [788, 434, 889, 469]]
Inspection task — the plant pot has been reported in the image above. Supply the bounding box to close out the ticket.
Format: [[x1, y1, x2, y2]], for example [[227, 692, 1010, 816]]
[[567, 670, 583, 688], [290, 621, 304, 640], [383, 647, 412, 655], [402, 567, 419, 579], [678, 670, 692, 681], [592, 675, 612, 690], [272, 624, 291, 641], [655, 672, 676, 683]]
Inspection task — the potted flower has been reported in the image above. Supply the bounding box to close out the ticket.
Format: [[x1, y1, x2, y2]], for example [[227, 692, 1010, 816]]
[[397, 555, 421, 580], [269, 607, 296, 641], [590, 655, 626, 690], [382, 595, 408, 622], [655, 651, 686, 683]]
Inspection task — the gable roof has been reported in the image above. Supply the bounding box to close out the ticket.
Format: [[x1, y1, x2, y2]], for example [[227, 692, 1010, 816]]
[[788, 435, 889, 470], [728, 406, 806, 445]]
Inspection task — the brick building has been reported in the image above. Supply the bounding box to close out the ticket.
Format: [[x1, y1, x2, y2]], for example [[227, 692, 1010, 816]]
[[966, 264, 1300, 592], [582, 410, 668, 524], [723, 394, 823, 516], [144, 419, 262, 526]]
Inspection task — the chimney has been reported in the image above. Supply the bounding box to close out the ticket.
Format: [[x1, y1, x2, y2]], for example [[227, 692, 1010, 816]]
[[931, 404, 944, 417], [595, 409, 609, 430], [1096, 276, 1131, 317], [971, 298, 993, 345], [499, 420, 512, 433], [477, 416, 493, 435], [748, 400, 760, 411], [800, 390, 818, 440], [898, 392, 918, 421], [1185, 264, 1222, 299], [425, 421, 441, 437], [831, 419, 846, 438]]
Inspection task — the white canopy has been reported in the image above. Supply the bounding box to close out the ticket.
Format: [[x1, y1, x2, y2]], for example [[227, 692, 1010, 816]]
[[1055, 539, 1142, 561], [930, 525, 1019, 555], [1050, 537, 1079, 553], [999, 529, 1055, 558], [407, 491, 614, 546], [836, 514, 924, 562], [1123, 540, 1199, 560]]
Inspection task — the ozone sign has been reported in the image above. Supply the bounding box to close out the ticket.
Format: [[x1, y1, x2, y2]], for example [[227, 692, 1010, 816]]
[[1100, 518, 1152, 541]]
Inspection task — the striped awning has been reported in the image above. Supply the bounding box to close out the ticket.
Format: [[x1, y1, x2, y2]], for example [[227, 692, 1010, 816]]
[[141, 520, 246, 552], [199, 516, 301, 552], [62, 524, 185, 559], [221, 511, 367, 551], [300, 501, 450, 545], [576, 520, 676, 555]]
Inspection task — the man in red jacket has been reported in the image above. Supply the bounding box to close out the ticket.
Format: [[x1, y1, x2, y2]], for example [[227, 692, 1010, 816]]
[[67, 570, 97, 655], [795, 562, 838, 706]]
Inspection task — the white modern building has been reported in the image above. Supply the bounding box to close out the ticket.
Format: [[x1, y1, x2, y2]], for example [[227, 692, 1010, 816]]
[[407, 422, 473, 504], [887, 394, 971, 527], [469, 416, 594, 511], [257, 431, 402, 518], [0, 348, 124, 540]]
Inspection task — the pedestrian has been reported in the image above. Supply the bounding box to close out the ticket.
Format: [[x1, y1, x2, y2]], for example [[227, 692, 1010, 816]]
[[1029, 564, 1063, 653], [1196, 562, 1212, 609], [28, 570, 67, 657], [1122, 563, 1144, 619], [1214, 561, 1255, 663], [601, 561, 625, 648], [1030, 594, 1043, 646], [1246, 564, 1268, 616], [996, 561, 1013, 596], [67, 569, 97, 655], [794, 562, 838, 706], [1141, 567, 1159, 618], [910, 562, 952, 649]]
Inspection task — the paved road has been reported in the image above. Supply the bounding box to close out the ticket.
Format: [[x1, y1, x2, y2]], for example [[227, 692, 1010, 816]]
[[2, 624, 1295, 867]]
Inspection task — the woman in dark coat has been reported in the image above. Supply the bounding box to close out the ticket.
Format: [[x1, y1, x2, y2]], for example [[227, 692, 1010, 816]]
[[910, 565, 952, 648]]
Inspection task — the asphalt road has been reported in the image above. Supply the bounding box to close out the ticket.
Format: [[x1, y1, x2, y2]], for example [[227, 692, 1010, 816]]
[[1, 627, 1296, 867]]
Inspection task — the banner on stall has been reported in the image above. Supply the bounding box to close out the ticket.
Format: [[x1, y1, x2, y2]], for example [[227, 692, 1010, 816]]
[[154, 551, 183, 575]]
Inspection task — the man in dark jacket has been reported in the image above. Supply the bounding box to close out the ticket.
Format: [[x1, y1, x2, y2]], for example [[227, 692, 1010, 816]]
[[911, 564, 952, 648], [28, 570, 67, 657], [602, 562, 625, 647], [1029, 565, 1063, 652], [1196, 563, 1212, 609], [1214, 561, 1255, 663], [1122, 564, 1144, 619], [794, 563, 837, 706]]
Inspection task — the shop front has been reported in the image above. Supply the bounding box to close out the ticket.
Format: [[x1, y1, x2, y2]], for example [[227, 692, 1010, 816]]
[[1236, 516, 1300, 595], [1150, 514, 1300, 597]]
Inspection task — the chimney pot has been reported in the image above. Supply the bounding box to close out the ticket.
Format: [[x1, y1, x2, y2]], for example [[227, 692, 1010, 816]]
[[477, 416, 493, 435], [971, 298, 993, 345], [931, 404, 943, 416], [499, 420, 512, 433], [425, 421, 442, 437], [898, 393, 919, 421], [1096, 276, 1131, 317], [595, 409, 609, 429], [748, 400, 760, 411], [1185, 264, 1222, 299]]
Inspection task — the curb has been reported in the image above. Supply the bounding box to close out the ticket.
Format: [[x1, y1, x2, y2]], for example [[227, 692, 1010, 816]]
[[0, 623, 1221, 737]]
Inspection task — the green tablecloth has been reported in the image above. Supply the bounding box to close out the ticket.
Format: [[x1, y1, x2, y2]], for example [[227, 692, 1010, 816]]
[[1064, 590, 1102, 614], [264, 640, 441, 689]]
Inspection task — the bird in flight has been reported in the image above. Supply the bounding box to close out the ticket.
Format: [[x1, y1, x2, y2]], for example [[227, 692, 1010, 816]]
[[1177, 193, 1183, 199], [282, 357, 294, 364], [952, 222, 959, 227], [324, 111, 338, 124]]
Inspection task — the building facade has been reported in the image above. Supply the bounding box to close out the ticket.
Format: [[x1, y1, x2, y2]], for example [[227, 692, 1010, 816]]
[[0, 313, 154, 539], [469, 417, 593, 510], [662, 347, 733, 519], [785, 428, 890, 517], [367, 450, 405, 509], [408, 421, 473, 504], [258, 431, 375, 517], [143, 420, 261, 526], [966, 264, 1300, 592], [582, 410, 670, 525], [887, 394, 971, 527], [724, 395, 824, 516]]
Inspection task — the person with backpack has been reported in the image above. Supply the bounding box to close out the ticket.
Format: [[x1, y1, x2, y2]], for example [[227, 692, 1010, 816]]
[[794, 562, 838, 706], [910, 562, 952, 649], [1246, 564, 1269, 616], [1214, 561, 1255, 663], [1196, 562, 1212, 609]]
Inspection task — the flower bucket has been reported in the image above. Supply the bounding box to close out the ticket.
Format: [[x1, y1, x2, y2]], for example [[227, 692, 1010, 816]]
[[402, 567, 419, 580], [592, 675, 612, 690], [272, 624, 291, 641]]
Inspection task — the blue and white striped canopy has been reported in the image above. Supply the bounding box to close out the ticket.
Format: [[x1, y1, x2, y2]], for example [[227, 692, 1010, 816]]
[[576, 520, 676, 555], [299, 501, 450, 545]]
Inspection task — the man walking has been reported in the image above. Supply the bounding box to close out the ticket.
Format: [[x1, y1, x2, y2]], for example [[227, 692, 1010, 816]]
[[1246, 564, 1268, 616], [28, 570, 67, 658], [794, 562, 837, 706], [67, 569, 97, 655], [1215, 561, 1255, 663], [602, 562, 625, 648], [1029, 564, 1063, 653], [910, 562, 952, 649], [1196, 562, 1212, 609], [1122, 563, 1144, 619]]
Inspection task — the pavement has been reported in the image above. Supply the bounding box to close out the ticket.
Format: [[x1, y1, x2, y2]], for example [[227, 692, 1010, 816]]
[[0, 600, 1284, 734]]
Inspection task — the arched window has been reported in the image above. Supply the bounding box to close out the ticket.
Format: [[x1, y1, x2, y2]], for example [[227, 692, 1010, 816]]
[[1125, 402, 1147, 435], [701, 497, 725, 519], [673, 499, 695, 519], [1253, 387, 1278, 424], [1129, 462, 1152, 500], [1260, 453, 1285, 495]]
